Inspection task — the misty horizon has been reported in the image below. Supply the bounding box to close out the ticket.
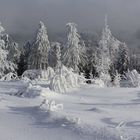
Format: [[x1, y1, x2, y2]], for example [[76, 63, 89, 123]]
[[0, 0, 140, 47]]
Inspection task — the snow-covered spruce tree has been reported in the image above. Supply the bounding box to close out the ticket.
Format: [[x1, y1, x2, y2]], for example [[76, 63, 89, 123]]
[[0, 23, 20, 71], [49, 42, 62, 70], [95, 16, 122, 86], [88, 49, 98, 79], [113, 71, 121, 87], [96, 16, 111, 76], [117, 42, 130, 75], [1, 34, 20, 64], [96, 16, 128, 82], [62, 23, 87, 73], [0, 23, 16, 77], [28, 21, 50, 70], [78, 40, 88, 72], [17, 42, 31, 76]]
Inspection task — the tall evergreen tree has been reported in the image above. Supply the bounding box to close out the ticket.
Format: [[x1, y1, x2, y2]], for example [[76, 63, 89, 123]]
[[96, 16, 129, 79], [49, 42, 62, 70], [0, 23, 16, 77], [117, 43, 130, 75], [0, 22, 20, 68], [28, 21, 50, 70], [96, 16, 111, 75], [62, 23, 86, 73], [2, 34, 20, 64]]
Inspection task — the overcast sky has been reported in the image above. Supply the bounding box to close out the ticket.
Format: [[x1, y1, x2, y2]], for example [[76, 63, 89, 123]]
[[0, 0, 140, 46]]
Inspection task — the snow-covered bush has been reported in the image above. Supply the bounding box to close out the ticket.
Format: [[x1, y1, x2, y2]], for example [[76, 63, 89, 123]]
[[22, 67, 55, 82], [40, 67, 55, 80], [40, 99, 63, 112], [0, 72, 18, 81], [91, 79, 105, 88], [50, 73, 68, 93], [50, 66, 85, 93], [99, 72, 111, 87], [21, 76, 32, 83], [125, 69, 140, 87], [113, 72, 121, 87], [22, 70, 40, 80]]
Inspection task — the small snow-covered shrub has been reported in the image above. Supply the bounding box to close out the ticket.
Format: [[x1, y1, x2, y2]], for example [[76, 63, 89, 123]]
[[91, 79, 105, 88], [22, 70, 39, 80], [22, 67, 55, 82], [40, 99, 63, 112], [99, 72, 111, 87], [50, 73, 68, 93], [21, 76, 32, 83], [50, 66, 85, 93], [125, 69, 140, 87], [113, 72, 121, 87], [40, 67, 55, 80], [63, 67, 78, 88], [0, 72, 18, 81]]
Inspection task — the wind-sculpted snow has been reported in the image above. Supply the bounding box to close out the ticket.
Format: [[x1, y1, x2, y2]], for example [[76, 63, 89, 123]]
[[0, 82, 140, 139], [0, 81, 41, 98]]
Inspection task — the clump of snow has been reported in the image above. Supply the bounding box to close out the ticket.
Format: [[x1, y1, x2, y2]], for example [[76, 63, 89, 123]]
[[0, 72, 18, 81], [40, 99, 63, 112], [125, 69, 140, 87]]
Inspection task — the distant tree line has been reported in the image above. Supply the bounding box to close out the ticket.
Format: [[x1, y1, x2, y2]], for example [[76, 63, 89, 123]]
[[0, 18, 140, 82]]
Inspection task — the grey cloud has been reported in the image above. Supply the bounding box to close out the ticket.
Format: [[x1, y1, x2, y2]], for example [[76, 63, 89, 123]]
[[0, 0, 140, 47]]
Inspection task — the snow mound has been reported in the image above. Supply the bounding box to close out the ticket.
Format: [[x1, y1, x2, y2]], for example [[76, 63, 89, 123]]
[[125, 69, 140, 87], [0, 72, 18, 81], [21, 83, 42, 98]]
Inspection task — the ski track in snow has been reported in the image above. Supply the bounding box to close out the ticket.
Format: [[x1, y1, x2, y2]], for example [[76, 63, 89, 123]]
[[0, 81, 140, 140]]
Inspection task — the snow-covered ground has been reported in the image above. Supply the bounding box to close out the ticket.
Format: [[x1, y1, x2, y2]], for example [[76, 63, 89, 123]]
[[0, 81, 140, 140]]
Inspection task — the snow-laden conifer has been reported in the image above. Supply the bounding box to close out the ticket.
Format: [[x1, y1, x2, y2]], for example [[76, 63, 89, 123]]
[[0, 23, 16, 77], [49, 42, 62, 70], [62, 23, 87, 73], [28, 21, 50, 70]]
